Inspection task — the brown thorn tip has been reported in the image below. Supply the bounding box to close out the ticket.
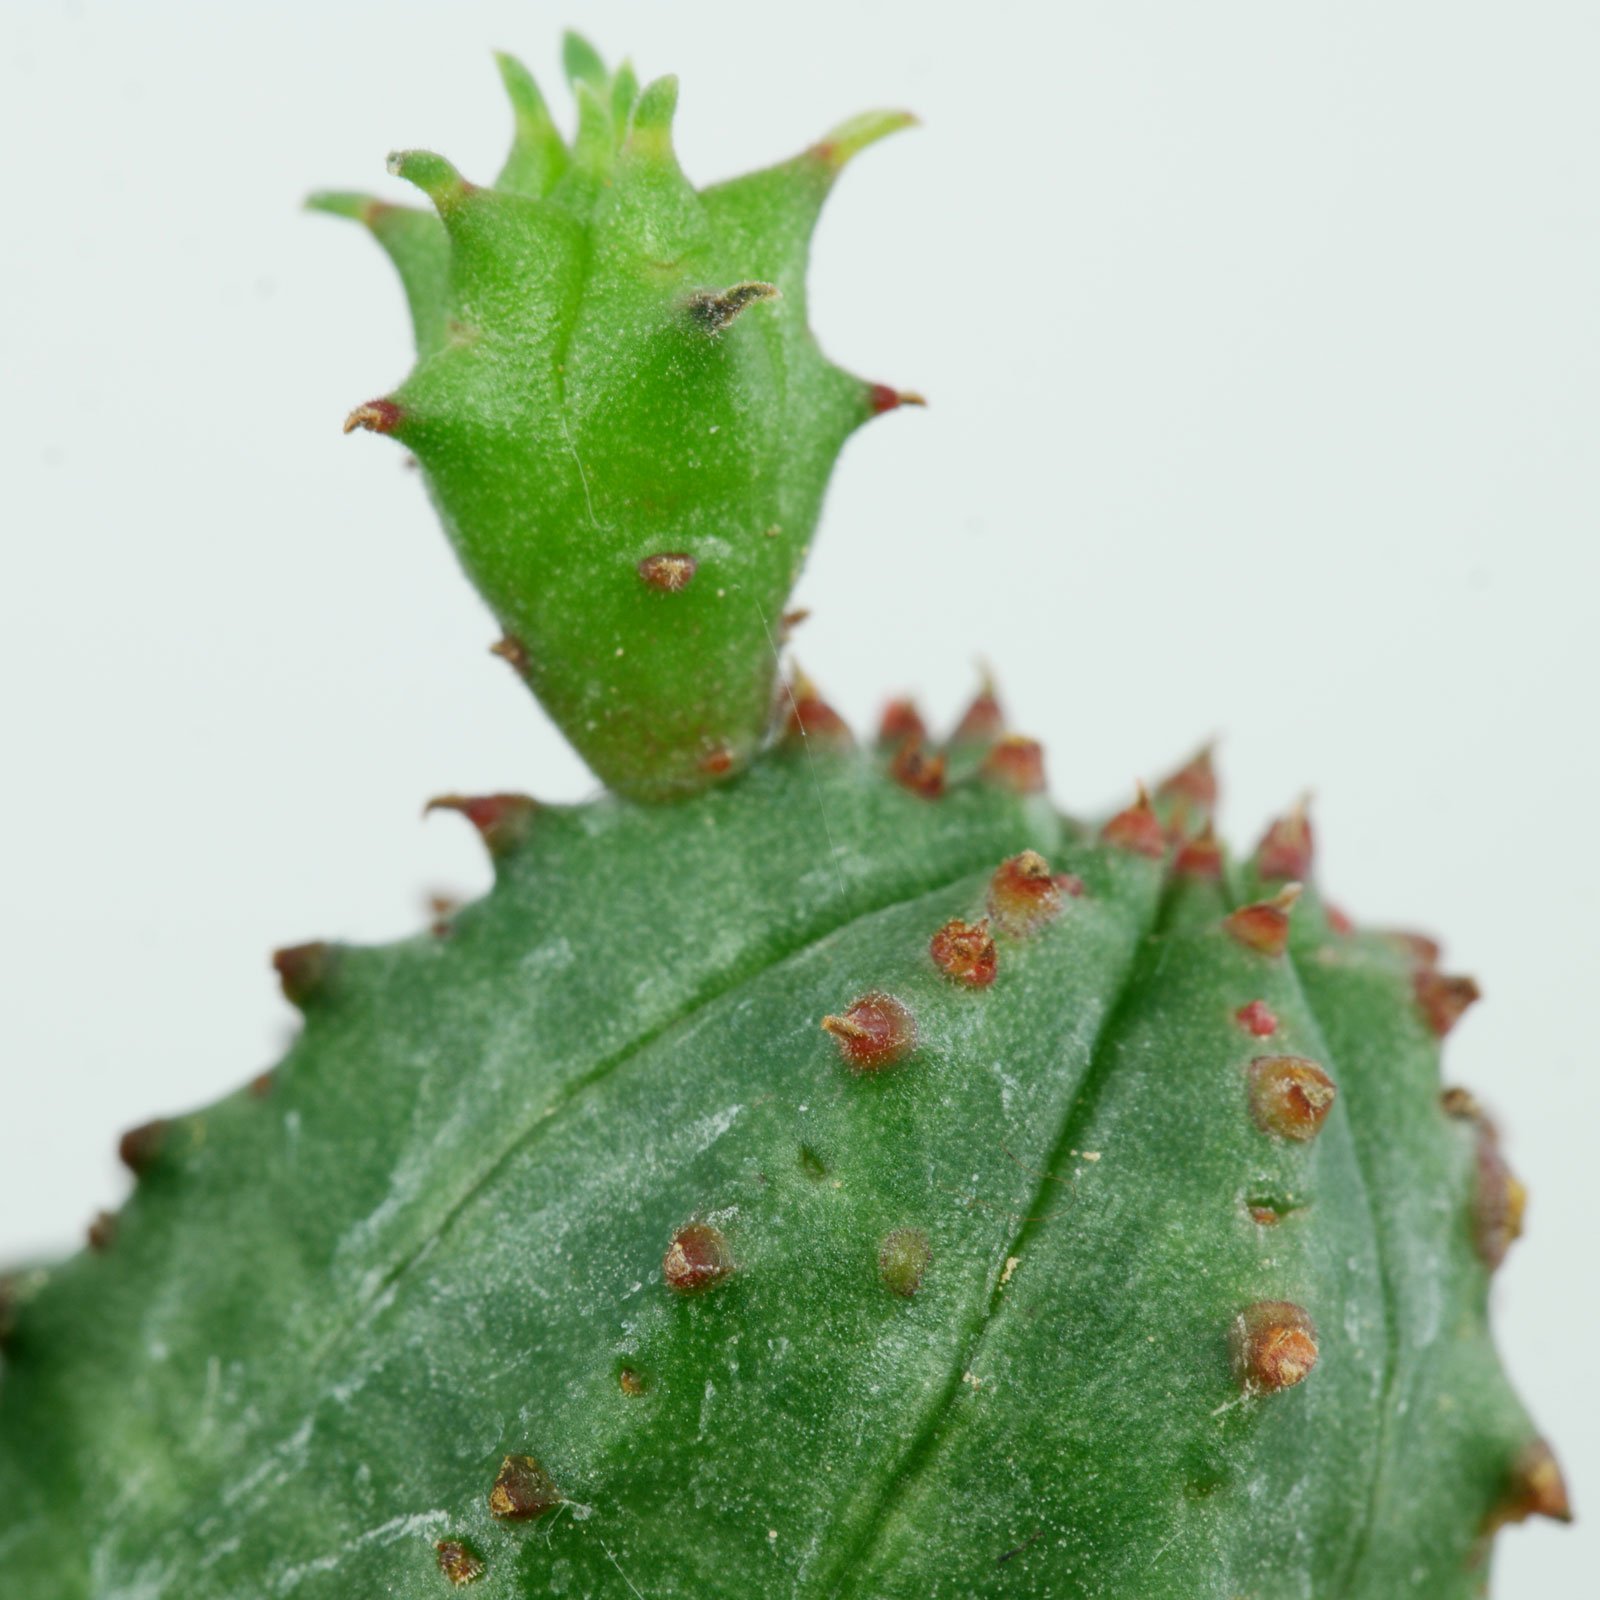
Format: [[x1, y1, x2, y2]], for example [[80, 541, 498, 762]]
[[663, 1221, 735, 1294], [1156, 741, 1219, 815], [342, 398, 402, 435], [1222, 884, 1302, 957], [1256, 795, 1315, 881], [822, 992, 916, 1071], [686, 280, 780, 333], [424, 792, 537, 857], [1233, 1301, 1319, 1393], [118, 1118, 169, 1177], [782, 671, 852, 749], [1101, 783, 1167, 859], [487, 1455, 560, 1522], [1415, 969, 1481, 1038], [1249, 1056, 1337, 1142], [272, 940, 333, 1008], [488, 633, 530, 675], [1174, 822, 1223, 880], [435, 1540, 485, 1585], [1492, 1441, 1574, 1528], [638, 552, 697, 592], [87, 1211, 118, 1253], [868, 383, 927, 415]]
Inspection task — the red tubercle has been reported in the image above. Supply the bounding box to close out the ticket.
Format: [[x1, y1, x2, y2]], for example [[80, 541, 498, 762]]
[[1101, 785, 1166, 859], [663, 1221, 736, 1294], [867, 383, 927, 415], [987, 850, 1064, 937], [342, 398, 404, 436], [487, 1455, 561, 1522], [272, 940, 334, 1007], [877, 697, 928, 750], [425, 792, 537, 857], [1324, 901, 1356, 937], [949, 677, 1004, 748], [889, 740, 946, 799], [822, 992, 917, 1072], [1222, 885, 1303, 957], [698, 744, 737, 778], [1173, 824, 1223, 880], [1249, 1055, 1337, 1142], [117, 1119, 168, 1177], [929, 918, 998, 988], [637, 552, 698, 593], [1155, 743, 1219, 821], [1415, 969, 1481, 1038], [1256, 799, 1314, 881], [1054, 872, 1087, 898], [1387, 929, 1443, 969], [782, 672, 852, 749], [1235, 1000, 1280, 1038], [980, 736, 1047, 795], [1232, 1301, 1319, 1393]]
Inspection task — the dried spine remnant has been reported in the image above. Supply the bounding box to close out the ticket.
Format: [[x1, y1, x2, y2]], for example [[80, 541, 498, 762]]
[[637, 552, 698, 593], [888, 740, 946, 799], [1487, 1440, 1573, 1529], [686, 279, 780, 333], [987, 850, 1064, 937], [1223, 885, 1303, 957], [867, 383, 927, 415], [783, 673, 852, 749], [1235, 1000, 1280, 1038], [878, 1228, 932, 1297], [424, 792, 537, 857], [488, 1454, 560, 1522], [1101, 785, 1166, 859], [618, 1367, 648, 1397], [271, 941, 334, 1008], [435, 1539, 485, 1584], [86, 1212, 117, 1253], [929, 918, 998, 988], [1233, 1301, 1319, 1393], [1415, 969, 1481, 1038], [1256, 799, 1314, 881], [663, 1222, 735, 1294], [980, 735, 1046, 794], [1249, 1056, 1337, 1142], [822, 992, 917, 1071], [117, 1118, 169, 1176], [342, 397, 403, 435]]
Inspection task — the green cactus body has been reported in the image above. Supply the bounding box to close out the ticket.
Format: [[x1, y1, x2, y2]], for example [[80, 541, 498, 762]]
[[0, 36, 1566, 1599]]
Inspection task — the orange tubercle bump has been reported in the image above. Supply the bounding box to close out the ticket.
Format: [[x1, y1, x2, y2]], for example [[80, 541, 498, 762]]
[[1101, 785, 1166, 859], [877, 697, 928, 750], [888, 740, 946, 799], [987, 850, 1064, 937], [663, 1221, 735, 1293], [822, 992, 917, 1071], [1415, 970, 1481, 1038], [1256, 798, 1314, 881], [1235, 1000, 1279, 1038], [930, 918, 998, 988], [1173, 823, 1223, 880], [637, 552, 698, 592], [1222, 885, 1303, 957], [1249, 1055, 1337, 1142], [980, 736, 1047, 795], [1233, 1301, 1319, 1393]]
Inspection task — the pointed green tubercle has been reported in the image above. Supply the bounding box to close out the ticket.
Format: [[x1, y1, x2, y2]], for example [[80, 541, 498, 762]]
[[312, 40, 916, 799]]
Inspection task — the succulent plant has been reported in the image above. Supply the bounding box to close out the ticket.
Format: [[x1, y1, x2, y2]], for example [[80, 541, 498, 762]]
[[0, 34, 1570, 1599]]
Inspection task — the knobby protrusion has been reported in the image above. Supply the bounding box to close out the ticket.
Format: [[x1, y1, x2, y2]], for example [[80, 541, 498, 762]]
[[1155, 742, 1219, 825], [117, 1119, 168, 1177], [1222, 885, 1303, 957], [877, 698, 927, 751], [929, 918, 998, 988], [1249, 1056, 1337, 1142], [888, 740, 946, 799], [782, 671, 852, 749], [342, 398, 404, 436], [272, 941, 335, 1008], [87, 1211, 117, 1254], [980, 735, 1046, 795], [1173, 823, 1223, 880], [1415, 969, 1481, 1038], [618, 1367, 648, 1397], [1235, 1000, 1280, 1038], [488, 633, 531, 676], [637, 552, 698, 593], [949, 674, 1004, 749], [822, 992, 917, 1071], [867, 383, 927, 415], [487, 1454, 561, 1522], [686, 280, 780, 333], [1486, 1440, 1573, 1530], [425, 792, 538, 858], [435, 1539, 485, 1585], [987, 850, 1064, 937], [663, 1221, 735, 1294], [1232, 1301, 1319, 1393], [1101, 784, 1166, 859], [1256, 797, 1314, 881], [878, 1228, 932, 1298]]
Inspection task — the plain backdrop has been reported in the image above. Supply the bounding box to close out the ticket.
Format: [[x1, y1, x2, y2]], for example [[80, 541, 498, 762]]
[[2, 1, 1594, 1587]]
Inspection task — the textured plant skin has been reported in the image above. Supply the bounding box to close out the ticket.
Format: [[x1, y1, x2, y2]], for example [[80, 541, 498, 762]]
[[0, 35, 1569, 1600], [314, 37, 917, 800]]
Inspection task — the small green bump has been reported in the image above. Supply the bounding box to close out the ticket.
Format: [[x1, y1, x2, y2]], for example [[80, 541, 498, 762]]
[[561, 29, 608, 92], [626, 74, 680, 163], [798, 1144, 828, 1181], [878, 1228, 931, 1298], [493, 51, 568, 197], [571, 79, 616, 175], [610, 59, 641, 126]]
